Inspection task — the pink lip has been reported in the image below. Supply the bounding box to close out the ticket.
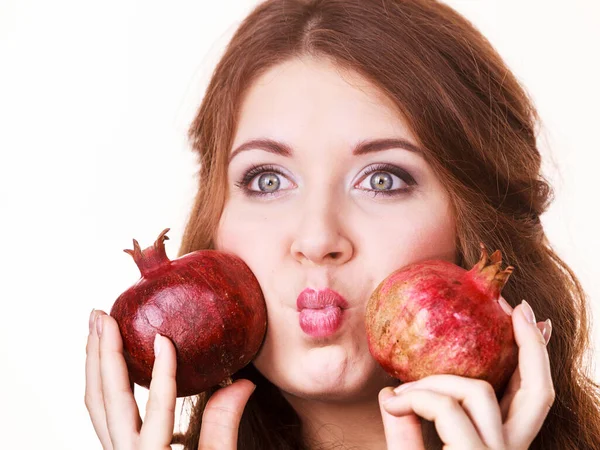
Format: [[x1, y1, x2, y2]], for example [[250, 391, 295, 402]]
[[297, 288, 349, 337]]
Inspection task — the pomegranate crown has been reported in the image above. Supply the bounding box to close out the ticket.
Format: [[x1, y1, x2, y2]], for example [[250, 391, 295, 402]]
[[124, 228, 171, 277], [468, 243, 514, 299]]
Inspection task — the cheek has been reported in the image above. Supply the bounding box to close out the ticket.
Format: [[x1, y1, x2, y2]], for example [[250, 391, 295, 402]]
[[214, 203, 289, 285], [364, 200, 456, 278], [406, 211, 456, 260], [216, 203, 281, 252]]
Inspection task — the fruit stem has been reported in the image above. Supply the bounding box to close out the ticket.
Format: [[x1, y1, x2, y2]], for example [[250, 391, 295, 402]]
[[124, 228, 172, 278], [469, 243, 514, 299]]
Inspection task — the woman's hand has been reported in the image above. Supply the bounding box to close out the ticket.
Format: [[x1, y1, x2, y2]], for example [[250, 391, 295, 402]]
[[84, 310, 256, 450], [378, 300, 554, 450]]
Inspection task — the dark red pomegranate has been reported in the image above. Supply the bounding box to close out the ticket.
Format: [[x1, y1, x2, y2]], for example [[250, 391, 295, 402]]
[[110, 228, 267, 397], [365, 244, 518, 392]]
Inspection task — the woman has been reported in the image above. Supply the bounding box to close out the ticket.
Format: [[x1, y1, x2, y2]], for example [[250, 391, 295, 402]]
[[85, 0, 600, 448]]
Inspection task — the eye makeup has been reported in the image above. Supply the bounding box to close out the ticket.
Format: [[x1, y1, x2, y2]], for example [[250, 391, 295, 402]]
[[233, 164, 291, 198], [233, 162, 417, 199], [356, 163, 417, 198]]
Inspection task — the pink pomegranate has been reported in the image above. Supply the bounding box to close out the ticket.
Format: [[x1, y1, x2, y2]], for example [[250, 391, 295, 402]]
[[365, 244, 518, 392]]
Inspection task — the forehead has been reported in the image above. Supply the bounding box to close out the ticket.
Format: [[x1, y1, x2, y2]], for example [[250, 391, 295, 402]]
[[232, 56, 418, 150]]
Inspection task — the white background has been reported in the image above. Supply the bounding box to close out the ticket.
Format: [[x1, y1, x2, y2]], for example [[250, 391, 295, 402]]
[[0, 1, 598, 448]]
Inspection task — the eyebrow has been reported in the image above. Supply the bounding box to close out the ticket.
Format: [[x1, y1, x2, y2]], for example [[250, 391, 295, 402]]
[[228, 137, 423, 163]]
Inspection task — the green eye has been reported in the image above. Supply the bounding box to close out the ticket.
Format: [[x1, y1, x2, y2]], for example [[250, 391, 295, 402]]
[[257, 173, 281, 192], [356, 163, 416, 197], [370, 172, 394, 190]]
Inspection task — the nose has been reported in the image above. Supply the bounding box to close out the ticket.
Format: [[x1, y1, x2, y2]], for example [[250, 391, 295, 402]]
[[290, 196, 354, 266]]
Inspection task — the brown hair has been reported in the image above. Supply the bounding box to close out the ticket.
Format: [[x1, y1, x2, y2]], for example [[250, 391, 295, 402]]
[[172, 0, 600, 448]]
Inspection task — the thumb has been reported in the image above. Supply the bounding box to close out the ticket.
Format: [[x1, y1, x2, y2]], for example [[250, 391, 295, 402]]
[[198, 378, 256, 450], [379, 387, 426, 450]]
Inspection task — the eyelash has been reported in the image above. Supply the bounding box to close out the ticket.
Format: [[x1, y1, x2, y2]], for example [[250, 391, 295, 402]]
[[234, 163, 417, 198]]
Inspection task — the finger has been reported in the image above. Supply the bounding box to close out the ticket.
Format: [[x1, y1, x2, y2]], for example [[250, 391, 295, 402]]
[[499, 364, 521, 421], [502, 302, 555, 448], [98, 314, 142, 448], [499, 319, 549, 420], [198, 379, 256, 450], [383, 389, 485, 448], [536, 319, 553, 345], [85, 310, 113, 450], [139, 334, 177, 449], [379, 387, 425, 450], [390, 376, 504, 449]]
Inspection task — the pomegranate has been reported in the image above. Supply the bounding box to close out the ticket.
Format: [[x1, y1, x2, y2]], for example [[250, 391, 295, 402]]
[[109, 228, 267, 397], [365, 244, 518, 392]]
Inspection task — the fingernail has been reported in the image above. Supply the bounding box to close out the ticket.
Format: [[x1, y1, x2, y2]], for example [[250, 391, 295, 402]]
[[89, 309, 96, 333], [541, 319, 552, 345], [521, 300, 536, 324], [380, 387, 395, 404], [393, 382, 415, 394], [498, 297, 513, 316], [154, 333, 162, 357], [95, 315, 103, 338]]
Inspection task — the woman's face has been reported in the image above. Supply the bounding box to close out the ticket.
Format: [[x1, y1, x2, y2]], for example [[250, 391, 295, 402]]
[[214, 56, 456, 403]]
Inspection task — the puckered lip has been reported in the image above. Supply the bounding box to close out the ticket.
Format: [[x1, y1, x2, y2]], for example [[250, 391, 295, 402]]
[[296, 287, 350, 311]]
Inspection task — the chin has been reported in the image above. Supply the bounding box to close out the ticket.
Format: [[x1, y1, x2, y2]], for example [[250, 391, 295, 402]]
[[255, 349, 396, 403], [281, 373, 393, 404]]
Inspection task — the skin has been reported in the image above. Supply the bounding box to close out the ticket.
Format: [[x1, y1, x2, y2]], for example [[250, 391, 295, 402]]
[[84, 56, 555, 449]]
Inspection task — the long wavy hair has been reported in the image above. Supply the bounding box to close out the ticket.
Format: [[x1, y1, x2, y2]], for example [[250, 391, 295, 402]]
[[170, 0, 600, 448]]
